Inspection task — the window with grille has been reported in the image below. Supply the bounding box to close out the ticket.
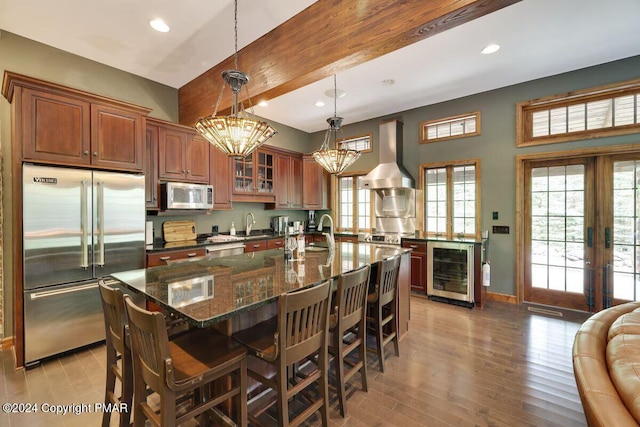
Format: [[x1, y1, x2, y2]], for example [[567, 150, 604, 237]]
[[338, 175, 371, 232], [422, 161, 480, 239], [517, 78, 640, 147], [420, 112, 481, 143], [339, 134, 372, 152]]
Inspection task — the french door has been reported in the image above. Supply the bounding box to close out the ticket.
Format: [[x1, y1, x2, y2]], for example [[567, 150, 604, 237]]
[[524, 152, 640, 312]]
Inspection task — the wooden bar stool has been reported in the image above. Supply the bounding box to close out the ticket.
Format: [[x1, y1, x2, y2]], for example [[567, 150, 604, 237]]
[[329, 265, 370, 418], [98, 280, 133, 427], [366, 255, 401, 372], [123, 295, 248, 427], [232, 280, 332, 427]]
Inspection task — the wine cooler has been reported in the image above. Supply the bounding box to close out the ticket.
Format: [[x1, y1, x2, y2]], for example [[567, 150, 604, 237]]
[[427, 241, 475, 306]]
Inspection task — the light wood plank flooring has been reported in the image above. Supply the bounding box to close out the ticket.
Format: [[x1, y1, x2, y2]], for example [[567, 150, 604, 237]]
[[0, 297, 590, 426]]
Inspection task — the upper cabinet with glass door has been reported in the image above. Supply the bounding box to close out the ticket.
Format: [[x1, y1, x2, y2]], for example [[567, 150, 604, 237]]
[[232, 148, 276, 202]]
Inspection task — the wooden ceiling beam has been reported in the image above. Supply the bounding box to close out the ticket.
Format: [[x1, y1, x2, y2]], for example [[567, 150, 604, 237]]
[[178, 0, 520, 127]]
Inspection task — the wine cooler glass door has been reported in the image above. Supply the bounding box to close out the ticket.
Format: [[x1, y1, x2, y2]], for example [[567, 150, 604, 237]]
[[427, 242, 474, 303]]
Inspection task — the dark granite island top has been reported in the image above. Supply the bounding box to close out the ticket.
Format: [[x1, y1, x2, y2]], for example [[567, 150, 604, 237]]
[[111, 242, 411, 329]]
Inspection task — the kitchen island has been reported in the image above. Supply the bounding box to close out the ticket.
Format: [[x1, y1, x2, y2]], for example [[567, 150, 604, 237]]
[[112, 242, 411, 337]]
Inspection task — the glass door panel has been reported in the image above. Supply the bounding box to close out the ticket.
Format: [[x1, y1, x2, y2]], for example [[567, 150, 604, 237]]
[[611, 159, 640, 305], [524, 159, 592, 311]]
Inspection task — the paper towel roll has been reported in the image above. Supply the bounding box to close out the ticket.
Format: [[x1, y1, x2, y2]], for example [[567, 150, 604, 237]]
[[145, 221, 154, 245]]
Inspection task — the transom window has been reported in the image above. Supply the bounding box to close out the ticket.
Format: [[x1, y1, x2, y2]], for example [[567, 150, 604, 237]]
[[420, 112, 481, 143], [339, 134, 372, 152], [338, 175, 371, 232], [422, 161, 480, 239], [517, 78, 640, 147]]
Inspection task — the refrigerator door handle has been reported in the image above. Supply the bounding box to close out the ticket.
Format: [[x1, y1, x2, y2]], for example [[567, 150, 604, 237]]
[[29, 283, 99, 300], [80, 180, 89, 269], [96, 181, 105, 267]]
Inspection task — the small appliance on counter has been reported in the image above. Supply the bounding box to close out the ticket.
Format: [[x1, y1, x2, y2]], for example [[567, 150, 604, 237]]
[[271, 216, 289, 234], [307, 210, 317, 232]]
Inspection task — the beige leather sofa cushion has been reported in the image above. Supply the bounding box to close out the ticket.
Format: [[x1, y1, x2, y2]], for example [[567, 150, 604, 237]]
[[573, 302, 640, 427], [608, 309, 640, 341], [607, 333, 640, 424]]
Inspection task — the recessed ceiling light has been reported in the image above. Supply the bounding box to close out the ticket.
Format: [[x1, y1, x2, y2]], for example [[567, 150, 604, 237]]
[[481, 44, 500, 55], [382, 79, 395, 86], [315, 100, 325, 107], [258, 101, 268, 107], [149, 19, 170, 33], [324, 89, 346, 98]]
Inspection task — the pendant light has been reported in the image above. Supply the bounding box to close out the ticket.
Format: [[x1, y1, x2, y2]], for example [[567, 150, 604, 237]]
[[195, 0, 277, 158], [312, 75, 360, 175]]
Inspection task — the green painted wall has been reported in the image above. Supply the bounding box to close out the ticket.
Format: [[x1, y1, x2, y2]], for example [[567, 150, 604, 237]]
[[311, 55, 640, 297]]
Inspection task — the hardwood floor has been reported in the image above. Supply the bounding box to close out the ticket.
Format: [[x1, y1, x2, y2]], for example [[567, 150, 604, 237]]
[[0, 297, 590, 426]]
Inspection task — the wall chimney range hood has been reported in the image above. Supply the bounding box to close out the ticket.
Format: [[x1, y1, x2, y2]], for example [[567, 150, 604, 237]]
[[360, 119, 415, 189]]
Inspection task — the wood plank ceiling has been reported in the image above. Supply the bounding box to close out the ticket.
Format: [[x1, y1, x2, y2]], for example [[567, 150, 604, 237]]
[[178, 0, 521, 127]]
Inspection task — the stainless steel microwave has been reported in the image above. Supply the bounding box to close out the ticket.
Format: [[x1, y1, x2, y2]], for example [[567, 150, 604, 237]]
[[161, 182, 214, 210]]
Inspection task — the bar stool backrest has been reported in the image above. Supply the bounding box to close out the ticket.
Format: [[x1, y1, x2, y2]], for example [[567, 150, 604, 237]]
[[337, 265, 370, 332], [378, 256, 401, 307], [99, 281, 127, 354], [280, 280, 332, 365], [124, 295, 172, 394]]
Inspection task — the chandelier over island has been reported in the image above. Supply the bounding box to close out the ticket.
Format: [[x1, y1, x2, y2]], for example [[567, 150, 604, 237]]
[[195, 0, 277, 158], [312, 75, 360, 175]]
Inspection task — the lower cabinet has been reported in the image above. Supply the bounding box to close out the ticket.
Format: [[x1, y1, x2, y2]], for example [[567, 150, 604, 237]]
[[402, 241, 427, 293], [146, 248, 206, 267], [245, 240, 268, 253]]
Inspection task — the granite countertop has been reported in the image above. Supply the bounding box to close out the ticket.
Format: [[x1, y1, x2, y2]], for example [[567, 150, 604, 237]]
[[146, 230, 359, 252], [113, 242, 409, 328]]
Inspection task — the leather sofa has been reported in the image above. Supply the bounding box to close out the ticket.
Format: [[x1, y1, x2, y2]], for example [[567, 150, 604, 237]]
[[573, 301, 640, 426]]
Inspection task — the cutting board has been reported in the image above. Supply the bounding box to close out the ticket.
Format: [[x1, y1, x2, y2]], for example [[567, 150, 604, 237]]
[[163, 220, 197, 242]]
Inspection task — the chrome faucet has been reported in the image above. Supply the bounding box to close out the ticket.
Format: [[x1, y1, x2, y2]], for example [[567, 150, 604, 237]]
[[245, 212, 255, 236], [317, 213, 335, 252]]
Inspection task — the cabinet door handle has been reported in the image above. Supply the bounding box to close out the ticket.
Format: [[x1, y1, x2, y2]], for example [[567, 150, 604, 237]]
[[186, 253, 197, 257], [253, 244, 260, 248], [83, 150, 89, 155], [274, 242, 281, 246], [93, 151, 98, 157], [187, 170, 191, 174], [410, 245, 418, 248], [159, 256, 171, 261]]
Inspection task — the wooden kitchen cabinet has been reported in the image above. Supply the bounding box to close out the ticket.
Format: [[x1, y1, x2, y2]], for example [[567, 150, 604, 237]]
[[275, 152, 303, 209], [232, 148, 276, 202], [146, 248, 206, 267], [245, 240, 268, 253], [145, 124, 159, 208], [13, 80, 148, 171], [267, 237, 285, 249], [302, 155, 330, 209], [402, 240, 427, 293], [157, 120, 210, 183], [209, 144, 233, 210]]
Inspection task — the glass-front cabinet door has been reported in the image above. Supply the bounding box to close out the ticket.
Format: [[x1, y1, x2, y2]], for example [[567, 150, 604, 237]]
[[256, 150, 274, 195], [232, 149, 274, 197], [234, 153, 254, 194]]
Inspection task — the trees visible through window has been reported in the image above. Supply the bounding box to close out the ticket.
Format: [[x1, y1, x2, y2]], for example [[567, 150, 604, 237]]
[[423, 161, 480, 239], [338, 175, 371, 232]]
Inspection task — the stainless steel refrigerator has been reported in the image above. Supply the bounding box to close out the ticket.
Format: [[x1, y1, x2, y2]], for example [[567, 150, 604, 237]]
[[23, 164, 145, 365]]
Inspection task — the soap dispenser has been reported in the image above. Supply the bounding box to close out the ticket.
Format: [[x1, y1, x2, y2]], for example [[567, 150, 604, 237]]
[[230, 222, 236, 236]]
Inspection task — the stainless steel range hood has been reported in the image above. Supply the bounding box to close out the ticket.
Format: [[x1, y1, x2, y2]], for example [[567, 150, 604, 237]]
[[360, 119, 415, 189]]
